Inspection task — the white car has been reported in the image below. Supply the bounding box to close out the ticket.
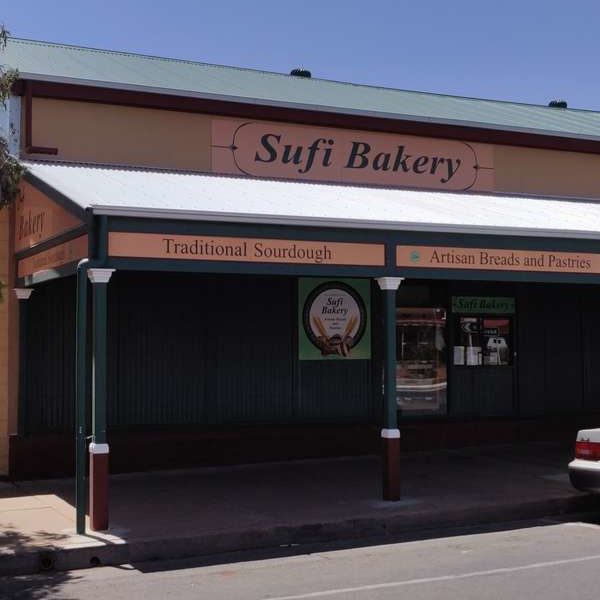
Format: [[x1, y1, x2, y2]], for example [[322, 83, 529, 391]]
[[568, 428, 600, 493]]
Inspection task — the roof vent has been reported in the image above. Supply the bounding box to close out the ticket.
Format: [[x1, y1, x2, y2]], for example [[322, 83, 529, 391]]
[[290, 68, 311, 78], [548, 99, 568, 108]]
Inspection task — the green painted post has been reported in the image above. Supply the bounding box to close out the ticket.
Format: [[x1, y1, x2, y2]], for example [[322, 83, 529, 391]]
[[92, 275, 110, 445], [14, 289, 34, 436], [75, 260, 89, 535], [88, 268, 115, 531], [376, 277, 404, 501], [383, 289, 398, 428]]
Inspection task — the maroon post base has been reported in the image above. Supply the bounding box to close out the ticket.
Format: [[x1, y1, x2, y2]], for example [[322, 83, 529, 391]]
[[382, 434, 400, 501], [89, 444, 109, 531]]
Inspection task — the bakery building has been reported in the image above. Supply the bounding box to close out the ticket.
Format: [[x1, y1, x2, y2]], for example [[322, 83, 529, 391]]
[[2, 38, 600, 530]]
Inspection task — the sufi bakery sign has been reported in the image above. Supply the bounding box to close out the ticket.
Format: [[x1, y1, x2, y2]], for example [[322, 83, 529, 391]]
[[299, 279, 371, 360], [15, 182, 82, 252], [212, 119, 495, 192]]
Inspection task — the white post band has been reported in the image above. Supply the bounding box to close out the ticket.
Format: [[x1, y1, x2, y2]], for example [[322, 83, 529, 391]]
[[14, 288, 33, 300], [88, 268, 115, 284], [376, 277, 404, 291], [381, 428, 401, 439], [89, 443, 110, 454]]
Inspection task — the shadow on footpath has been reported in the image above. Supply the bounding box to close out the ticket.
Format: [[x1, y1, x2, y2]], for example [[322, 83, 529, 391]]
[[0, 529, 76, 599]]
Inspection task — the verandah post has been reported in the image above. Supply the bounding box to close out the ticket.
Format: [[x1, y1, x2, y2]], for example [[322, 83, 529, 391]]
[[75, 260, 89, 535], [376, 277, 404, 501], [87, 267, 115, 531]]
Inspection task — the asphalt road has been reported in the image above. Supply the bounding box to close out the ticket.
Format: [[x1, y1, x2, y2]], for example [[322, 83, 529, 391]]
[[3, 516, 600, 599]]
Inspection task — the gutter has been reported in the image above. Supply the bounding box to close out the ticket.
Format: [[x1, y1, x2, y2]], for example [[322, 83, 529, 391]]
[[90, 205, 600, 241]]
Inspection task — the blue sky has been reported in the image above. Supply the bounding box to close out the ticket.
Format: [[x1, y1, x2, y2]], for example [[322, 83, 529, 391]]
[[3, 0, 600, 110]]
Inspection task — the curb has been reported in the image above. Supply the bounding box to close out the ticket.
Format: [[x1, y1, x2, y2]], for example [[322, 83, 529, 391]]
[[2, 494, 598, 577]]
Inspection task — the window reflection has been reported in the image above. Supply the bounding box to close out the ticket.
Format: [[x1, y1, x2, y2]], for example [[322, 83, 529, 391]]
[[396, 308, 447, 415], [454, 317, 512, 366]]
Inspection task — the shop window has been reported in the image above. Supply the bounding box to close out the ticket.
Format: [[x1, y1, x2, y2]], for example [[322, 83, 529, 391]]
[[453, 316, 512, 366], [396, 307, 447, 415]]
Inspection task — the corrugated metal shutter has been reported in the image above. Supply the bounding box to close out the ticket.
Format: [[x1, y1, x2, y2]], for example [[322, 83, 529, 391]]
[[25, 277, 76, 432], [25, 272, 376, 432], [298, 360, 374, 421], [108, 271, 208, 426], [212, 276, 295, 423]]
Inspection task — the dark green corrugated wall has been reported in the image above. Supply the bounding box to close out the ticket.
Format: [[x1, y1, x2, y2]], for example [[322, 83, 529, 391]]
[[25, 277, 77, 432], [107, 272, 376, 426], [24, 272, 378, 432], [26, 274, 600, 433]]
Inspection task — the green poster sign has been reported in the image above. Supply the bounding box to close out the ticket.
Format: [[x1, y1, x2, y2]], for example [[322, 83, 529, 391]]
[[452, 296, 515, 314], [298, 278, 371, 360]]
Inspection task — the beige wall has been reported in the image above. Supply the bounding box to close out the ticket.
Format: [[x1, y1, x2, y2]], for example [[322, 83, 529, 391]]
[[29, 98, 212, 171], [495, 145, 600, 199], [0, 208, 10, 474], [25, 98, 600, 199]]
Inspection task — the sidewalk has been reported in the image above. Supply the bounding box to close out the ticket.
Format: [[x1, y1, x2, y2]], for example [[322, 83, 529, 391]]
[[0, 442, 597, 575]]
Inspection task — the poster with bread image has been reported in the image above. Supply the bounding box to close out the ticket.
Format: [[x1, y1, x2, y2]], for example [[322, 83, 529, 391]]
[[299, 279, 371, 360]]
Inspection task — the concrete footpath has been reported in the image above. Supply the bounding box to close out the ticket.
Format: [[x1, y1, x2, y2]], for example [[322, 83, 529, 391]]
[[0, 442, 598, 576]]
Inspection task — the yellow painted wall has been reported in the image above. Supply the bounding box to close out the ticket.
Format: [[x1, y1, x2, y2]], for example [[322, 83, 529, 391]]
[[29, 98, 212, 171], [494, 145, 600, 199], [25, 97, 600, 199]]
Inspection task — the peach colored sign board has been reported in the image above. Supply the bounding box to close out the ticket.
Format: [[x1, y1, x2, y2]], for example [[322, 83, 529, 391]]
[[18, 235, 88, 278], [397, 245, 600, 274], [15, 182, 83, 252], [212, 119, 494, 192], [109, 232, 385, 266]]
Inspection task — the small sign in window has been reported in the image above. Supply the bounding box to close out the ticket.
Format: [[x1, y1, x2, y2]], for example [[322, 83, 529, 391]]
[[454, 316, 512, 366]]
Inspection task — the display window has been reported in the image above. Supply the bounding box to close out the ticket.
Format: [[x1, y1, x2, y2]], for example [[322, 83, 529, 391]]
[[396, 307, 447, 415], [453, 316, 512, 366]]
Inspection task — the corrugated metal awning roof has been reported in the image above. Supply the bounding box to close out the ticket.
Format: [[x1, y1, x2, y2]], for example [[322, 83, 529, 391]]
[[23, 160, 600, 240], [6, 37, 600, 142]]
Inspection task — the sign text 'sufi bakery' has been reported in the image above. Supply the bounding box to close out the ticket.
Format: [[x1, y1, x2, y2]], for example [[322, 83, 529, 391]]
[[212, 119, 495, 192], [15, 182, 83, 252], [254, 135, 461, 181]]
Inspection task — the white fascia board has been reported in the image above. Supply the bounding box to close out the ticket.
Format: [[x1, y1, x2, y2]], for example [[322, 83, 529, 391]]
[[89, 205, 600, 240], [19, 72, 600, 144]]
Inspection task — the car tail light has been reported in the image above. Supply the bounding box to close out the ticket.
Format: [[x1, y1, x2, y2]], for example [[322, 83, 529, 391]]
[[575, 440, 600, 461]]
